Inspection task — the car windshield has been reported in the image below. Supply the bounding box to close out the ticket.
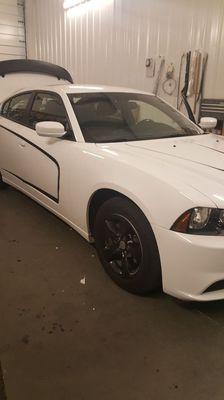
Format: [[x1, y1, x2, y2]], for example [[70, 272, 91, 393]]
[[68, 92, 200, 143]]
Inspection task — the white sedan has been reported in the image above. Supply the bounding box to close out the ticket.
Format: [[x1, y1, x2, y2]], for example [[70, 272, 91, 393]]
[[0, 69, 223, 302]]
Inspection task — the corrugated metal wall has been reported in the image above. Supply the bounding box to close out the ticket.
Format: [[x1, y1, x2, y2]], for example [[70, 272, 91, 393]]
[[0, 0, 26, 61], [25, 0, 224, 104]]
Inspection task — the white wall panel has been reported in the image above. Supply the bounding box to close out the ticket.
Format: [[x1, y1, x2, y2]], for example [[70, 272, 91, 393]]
[[0, 33, 25, 47], [0, 0, 22, 6], [0, 14, 23, 27], [0, 0, 25, 61], [0, 25, 24, 36], [0, 44, 25, 56], [25, 0, 224, 103], [0, 3, 23, 16]]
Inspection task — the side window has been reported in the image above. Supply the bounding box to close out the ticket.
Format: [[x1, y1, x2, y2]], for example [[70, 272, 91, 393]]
[[7, 93, 32, 124], [29, 92, 70, 132], [1, 99, 10, 117]]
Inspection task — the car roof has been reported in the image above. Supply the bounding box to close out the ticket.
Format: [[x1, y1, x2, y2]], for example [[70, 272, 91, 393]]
[[13, 83, 154, 96], [1, 84, 155, 104], [55, 84, 153, 95]]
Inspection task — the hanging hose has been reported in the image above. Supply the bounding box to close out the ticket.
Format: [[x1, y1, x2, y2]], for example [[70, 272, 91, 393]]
[[162, 63, 177, 96]]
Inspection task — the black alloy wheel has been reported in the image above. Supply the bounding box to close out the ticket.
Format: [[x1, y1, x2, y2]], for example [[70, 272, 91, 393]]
[[103, 214, 143, 278], [94, 197, 161, 294]]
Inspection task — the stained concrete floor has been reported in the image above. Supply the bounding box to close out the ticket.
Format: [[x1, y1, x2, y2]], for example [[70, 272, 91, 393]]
[[1, 187, 224, 399]]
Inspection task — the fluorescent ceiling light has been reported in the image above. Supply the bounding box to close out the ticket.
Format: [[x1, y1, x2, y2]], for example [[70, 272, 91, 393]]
[[63, 0, 90, 9], [64, 0, 113, 16]]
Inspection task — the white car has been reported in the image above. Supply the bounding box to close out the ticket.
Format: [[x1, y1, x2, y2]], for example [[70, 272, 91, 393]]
[[0, 60, 223, 302]]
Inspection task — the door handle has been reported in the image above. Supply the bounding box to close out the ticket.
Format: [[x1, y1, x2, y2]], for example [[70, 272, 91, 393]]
[[19, 143, 26, 148]]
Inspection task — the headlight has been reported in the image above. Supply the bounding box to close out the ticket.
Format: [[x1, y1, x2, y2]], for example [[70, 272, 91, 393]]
[[171, 207, 224, 235]]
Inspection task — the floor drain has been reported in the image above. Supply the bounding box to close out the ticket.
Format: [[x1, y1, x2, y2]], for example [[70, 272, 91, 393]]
[[0, 362, 7, 400]]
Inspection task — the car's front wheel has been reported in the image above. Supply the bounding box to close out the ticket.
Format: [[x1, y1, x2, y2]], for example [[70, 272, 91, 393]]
[[93, 197, 161, 294]]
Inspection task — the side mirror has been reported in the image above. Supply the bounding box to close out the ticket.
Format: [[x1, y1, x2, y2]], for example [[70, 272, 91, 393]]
[[199, 117, 217, 130], [36, 121, 66, 138]]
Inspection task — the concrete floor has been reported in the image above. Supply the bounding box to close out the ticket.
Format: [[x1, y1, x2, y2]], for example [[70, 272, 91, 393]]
[[1, 188, 224, 400]]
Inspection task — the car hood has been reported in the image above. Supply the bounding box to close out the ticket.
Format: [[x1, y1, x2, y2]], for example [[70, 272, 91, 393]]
[[99, 133, 224, 209], [126, 133, 224, 171]]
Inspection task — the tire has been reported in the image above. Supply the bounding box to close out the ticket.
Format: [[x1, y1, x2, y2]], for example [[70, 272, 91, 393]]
[[0, 173, 7, 190], [93, 196, 162, 295]]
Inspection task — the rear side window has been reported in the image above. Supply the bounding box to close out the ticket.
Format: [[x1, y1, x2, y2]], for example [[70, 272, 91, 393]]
[[28, 92, 70, 131], [6, 93, 32, 124]]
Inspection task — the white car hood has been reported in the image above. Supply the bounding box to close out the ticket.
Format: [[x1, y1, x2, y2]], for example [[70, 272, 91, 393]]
[[126, 133, 224, 171], [100, 133, 224, 209]]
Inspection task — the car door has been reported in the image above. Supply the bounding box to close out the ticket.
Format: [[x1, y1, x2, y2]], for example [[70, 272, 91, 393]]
[[0, 91, 33, 181], [0, 90, 74, 205]]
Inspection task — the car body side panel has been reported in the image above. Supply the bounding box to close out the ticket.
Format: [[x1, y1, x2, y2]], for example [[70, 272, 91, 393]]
[[0, 120, 60, 201], [41, 141, 215, 237]]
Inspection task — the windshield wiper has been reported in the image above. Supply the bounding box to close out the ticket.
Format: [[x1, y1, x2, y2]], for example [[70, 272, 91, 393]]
[[99, 138, 130, 143], [162, 131, 198, 138]]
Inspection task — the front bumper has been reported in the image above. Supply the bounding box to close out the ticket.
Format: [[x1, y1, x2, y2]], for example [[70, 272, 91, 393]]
[[153, 224, 224, 301]]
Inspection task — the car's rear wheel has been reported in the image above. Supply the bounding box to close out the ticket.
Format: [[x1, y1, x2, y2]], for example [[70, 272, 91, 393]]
[[0, 173, 7, 189], [93, 197, 161, 294]]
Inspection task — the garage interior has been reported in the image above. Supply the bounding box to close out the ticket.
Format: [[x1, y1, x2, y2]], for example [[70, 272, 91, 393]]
[[1, 0, 224, 399]]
